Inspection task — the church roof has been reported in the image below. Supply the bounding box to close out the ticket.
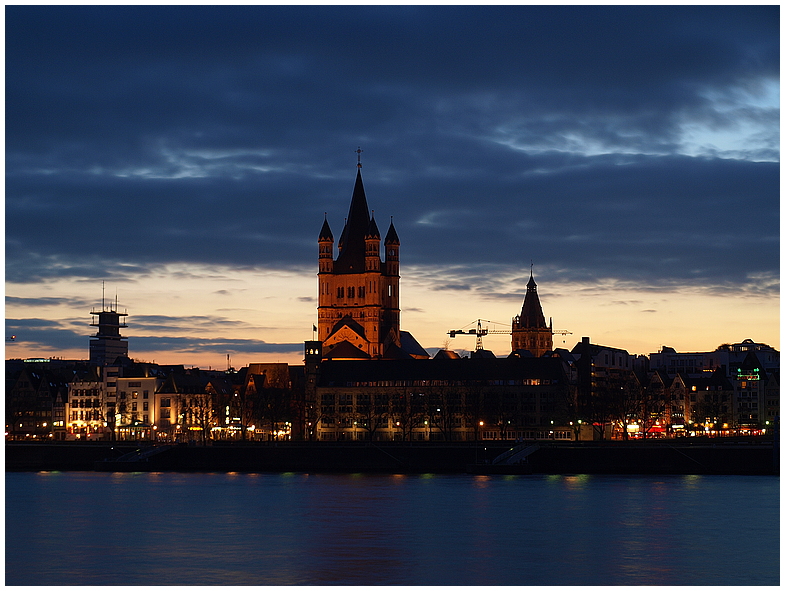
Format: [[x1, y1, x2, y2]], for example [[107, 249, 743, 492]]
[[319, 217, 333, 242], [518, 271, 548, 329], [400, 331, 429, 359], [384, 219, 400, 245], [334, 169, 371, 273], [327, 315, 367, 340], [381, 341, 415, 360], [324, 340, 372, 360], [366, 215, 380, 240]]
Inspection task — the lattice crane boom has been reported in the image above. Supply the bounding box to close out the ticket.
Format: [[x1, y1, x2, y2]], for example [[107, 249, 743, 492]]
[[447, 319, 509, 351], [448, 319, 572, 351]]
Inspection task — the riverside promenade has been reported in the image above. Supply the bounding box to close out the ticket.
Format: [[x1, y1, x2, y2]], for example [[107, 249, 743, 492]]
[[5, 436, 778, 475]]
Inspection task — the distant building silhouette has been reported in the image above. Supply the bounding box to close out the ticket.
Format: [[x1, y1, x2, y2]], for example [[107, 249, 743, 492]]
[[4, 157, 779, 444], [511, 270, 553, 357], [89, 291, 128, 366]]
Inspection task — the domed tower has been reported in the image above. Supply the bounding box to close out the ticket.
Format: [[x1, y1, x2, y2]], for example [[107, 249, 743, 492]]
[[511, 268, 553, 357], [317, 151, 401, 359]]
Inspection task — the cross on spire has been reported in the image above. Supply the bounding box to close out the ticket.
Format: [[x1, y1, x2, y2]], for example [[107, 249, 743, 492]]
[[356, 146, 363, 168]]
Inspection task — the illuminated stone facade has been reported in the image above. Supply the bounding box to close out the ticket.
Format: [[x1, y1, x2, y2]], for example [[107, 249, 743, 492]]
[[317, 166, 403, 359]]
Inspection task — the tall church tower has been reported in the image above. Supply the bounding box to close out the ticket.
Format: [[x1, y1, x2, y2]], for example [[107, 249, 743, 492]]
[[317, 152, 401, 359], [511, 269, 553, 357]]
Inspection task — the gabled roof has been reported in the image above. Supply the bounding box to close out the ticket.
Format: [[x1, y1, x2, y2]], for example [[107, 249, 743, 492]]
[[546, 348, 576, 363], [327, 315, 367, 340], [434, 349, 462, 360], [382, 341, 414, 360], [652, 369, 674, 388], [158, 371, 211, 394], [204, 376, 233, 395], [740, 350, 765, 372], [682, 367, 734, 390], [324, 340, 372, 360]]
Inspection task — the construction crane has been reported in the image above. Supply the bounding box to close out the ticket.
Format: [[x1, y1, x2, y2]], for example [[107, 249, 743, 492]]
[[448, 319, 512, 351], [448, 319, 572, 352]]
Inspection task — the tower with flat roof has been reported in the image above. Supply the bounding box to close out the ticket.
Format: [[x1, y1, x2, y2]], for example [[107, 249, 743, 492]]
[[89, 287, 128, 365]]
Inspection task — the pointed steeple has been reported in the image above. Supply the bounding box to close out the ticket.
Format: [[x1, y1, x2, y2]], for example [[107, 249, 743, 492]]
[[366, 212, 380, 240], [318, 214, 334, 273], [519, 269, 547, 329], [334, 168, 372, 273], [318, 214, 333, 242], [384, 217, 400, 245], [317, 151, 404, 359]]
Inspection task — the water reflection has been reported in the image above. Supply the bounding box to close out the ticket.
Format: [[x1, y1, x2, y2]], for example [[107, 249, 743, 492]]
[[6, 472, 779, 586]]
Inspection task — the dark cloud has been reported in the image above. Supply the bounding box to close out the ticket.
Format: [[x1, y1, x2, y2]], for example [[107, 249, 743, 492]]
[[6, 6, 778, 297], [6, 296, 93, 308], [130, 336, 303, 356], [4, 316, 303, 358], [5, 318, 87, 351]]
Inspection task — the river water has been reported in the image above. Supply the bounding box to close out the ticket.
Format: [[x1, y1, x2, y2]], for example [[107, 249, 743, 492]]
[[5, 471, 779, 586]]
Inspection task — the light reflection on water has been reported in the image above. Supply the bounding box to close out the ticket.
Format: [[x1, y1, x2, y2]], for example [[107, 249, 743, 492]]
[[5, 471, 779, 586]]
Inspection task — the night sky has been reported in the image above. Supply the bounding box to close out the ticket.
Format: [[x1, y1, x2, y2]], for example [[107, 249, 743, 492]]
[[5, 5, 780, 366]]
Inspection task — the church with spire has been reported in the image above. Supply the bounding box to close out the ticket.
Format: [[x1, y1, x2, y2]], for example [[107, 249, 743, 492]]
[[317, 150, 427, 360], [511, 269, 553, 357]]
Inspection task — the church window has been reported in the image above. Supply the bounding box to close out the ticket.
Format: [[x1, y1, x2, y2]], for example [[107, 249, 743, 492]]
[[348, 286, 355, 299], [358, 286, 365, 298]]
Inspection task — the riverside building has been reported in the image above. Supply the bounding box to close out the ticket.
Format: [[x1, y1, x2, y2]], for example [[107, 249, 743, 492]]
[[304, 156, 576, 442], [5, 158, 779, 443]]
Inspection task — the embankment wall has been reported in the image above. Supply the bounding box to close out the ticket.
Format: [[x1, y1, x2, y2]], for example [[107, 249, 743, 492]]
[[5, 438, 778, 475]]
